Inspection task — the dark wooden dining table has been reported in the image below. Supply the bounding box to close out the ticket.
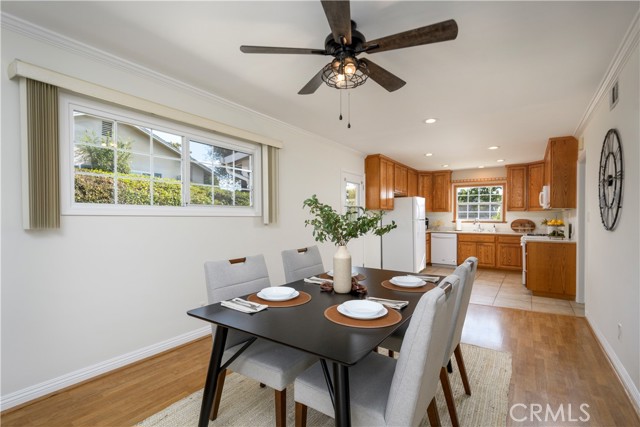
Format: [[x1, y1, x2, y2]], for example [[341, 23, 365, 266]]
[[187, 266, 443, 427]]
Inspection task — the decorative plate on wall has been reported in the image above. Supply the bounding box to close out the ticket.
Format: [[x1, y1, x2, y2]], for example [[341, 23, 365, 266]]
[[598, 129, 623, 231]]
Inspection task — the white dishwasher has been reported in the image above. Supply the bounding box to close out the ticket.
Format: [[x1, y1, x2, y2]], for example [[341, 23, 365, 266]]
[[430, 233, 458, 265]]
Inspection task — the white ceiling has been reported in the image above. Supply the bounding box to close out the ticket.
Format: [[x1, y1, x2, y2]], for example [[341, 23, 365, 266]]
[[3, 1, 638, 170]]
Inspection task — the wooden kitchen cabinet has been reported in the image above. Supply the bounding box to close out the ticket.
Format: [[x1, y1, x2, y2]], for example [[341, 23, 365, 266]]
[[527, 161, 545, 211], [431, 171, 452, 212], [526, 241, 576, 299], [426, 233, 431, 265], [506, 161, 545, 211], [457, 233, 496, 267], [544, 136, 578, 209], [394, 164, 408, 196], [506, 165, 527, 211], [365, 155, 395, 210], [418, 173, 433, 212], [407, 169, 418, 197], [496, 235, 522, 270]]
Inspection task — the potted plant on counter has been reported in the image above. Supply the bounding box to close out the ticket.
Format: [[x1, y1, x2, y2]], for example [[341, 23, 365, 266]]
[[303, 195, 397, 293]]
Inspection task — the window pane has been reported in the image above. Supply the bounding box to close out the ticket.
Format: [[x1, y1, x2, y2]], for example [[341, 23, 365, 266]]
[[190, 184, 212, 205], [152, 130, 182, 157], [213, 146, 234, 166], [469, 195, 478, 203], [118, 178, 151, 205], [190, 140, 213, 166], [236, 190, 251, 207], [125, 152, 149, 176], [479, 194, 490, 203], [74, 145, 114, 173], [118, 123, 150, 154], [154, 157, 181, 180], [75, 175, 114, 204], [469, 205, 478, 212], [214, 188, 233, 205], [153, 181, 181, 206]]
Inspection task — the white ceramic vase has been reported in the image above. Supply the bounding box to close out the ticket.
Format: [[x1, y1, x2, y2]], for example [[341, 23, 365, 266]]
[[333, 245, 352, 294]]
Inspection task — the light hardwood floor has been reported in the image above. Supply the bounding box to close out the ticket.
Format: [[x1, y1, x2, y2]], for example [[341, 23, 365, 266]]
[[1, 305, 637, 426]]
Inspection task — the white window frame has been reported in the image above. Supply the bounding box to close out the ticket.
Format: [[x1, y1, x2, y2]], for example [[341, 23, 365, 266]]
[[454, 183, 505, 222], [59, 92, 262, 217]]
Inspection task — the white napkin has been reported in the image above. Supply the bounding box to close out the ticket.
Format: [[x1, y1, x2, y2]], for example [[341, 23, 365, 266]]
[[221, 299, 268, 313], [304, 276, 333, 284], [366, 297, 409, 309], [410, 275, 440, 283]]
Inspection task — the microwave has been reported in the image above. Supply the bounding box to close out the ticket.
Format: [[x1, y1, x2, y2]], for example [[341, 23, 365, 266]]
[[539, 185, 550, 209]]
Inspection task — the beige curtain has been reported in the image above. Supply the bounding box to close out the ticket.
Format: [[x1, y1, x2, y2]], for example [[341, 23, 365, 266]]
[[26, 79, 59, 229], [263, 145, 279, 224]]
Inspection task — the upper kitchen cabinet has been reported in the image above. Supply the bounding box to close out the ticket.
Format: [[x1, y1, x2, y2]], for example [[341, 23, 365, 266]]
[[407, 169, 418, 197], [365, 154, 395, 210], [431, 171, 452, 212], [394, 163, 408, 196], [418, 173, 433, 211], [506, 161, 545, 211], [544, 136, 578, 209]]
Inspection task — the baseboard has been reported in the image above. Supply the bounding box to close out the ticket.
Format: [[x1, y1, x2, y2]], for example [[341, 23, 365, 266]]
[[586, 315, 640, 417], [0, 326, 210, 412]]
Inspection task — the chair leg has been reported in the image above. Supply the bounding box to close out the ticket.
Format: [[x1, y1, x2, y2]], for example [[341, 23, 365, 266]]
[[427, 397, 441, 427], [295, 401, 308, 427], [389, 349, 395, 358], [440, 367, 460, 427], [275, 389, 286, 427], [447, 359, 453, 373], [454, 343, 472, 395], [260, 382, 266, 388], [209, 369, 227, 421]]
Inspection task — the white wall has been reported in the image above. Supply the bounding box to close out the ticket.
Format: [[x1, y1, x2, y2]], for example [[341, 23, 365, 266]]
[[0, 25, 366, 405], [580, 38, 639, 401]]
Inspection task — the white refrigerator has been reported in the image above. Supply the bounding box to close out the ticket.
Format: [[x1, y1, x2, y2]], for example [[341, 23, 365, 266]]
[[381, 197, 426, 273]]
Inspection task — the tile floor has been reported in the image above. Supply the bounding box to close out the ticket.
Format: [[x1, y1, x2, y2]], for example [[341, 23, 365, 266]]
[[423, 265, 585, 317]]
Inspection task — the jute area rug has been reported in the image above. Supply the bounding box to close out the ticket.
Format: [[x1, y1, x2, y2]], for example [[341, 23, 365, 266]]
[[138, 343, 511, 427]]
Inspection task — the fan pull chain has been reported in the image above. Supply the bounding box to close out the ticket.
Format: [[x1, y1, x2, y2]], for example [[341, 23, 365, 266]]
[[347, 91, 351, 129], [339, 91, 343, 121]]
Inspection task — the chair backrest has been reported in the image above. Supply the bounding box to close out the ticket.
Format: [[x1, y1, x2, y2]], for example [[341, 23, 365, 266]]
[[441, 261, 471, 365], [204, 255, 271, 348], [281, 245, 324, 283], [384, 274, 460, 427], [446, 257, 478, 361]]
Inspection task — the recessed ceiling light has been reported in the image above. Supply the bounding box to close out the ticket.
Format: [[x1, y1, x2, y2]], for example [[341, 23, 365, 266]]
[[424, 153, 433, 157], [441, 164, 449, 168], [488, 146, 500, 150], [478, 166, 485, 169], [497, 159, 505, 163], [424, 118, 437, 124]]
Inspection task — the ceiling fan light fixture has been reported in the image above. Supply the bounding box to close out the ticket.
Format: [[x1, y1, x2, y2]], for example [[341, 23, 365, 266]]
[[322, 56, 368, 90]]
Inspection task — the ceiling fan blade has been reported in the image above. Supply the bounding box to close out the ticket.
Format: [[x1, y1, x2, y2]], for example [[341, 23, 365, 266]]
[[321, 0, 352, 45], [364, 19, 458, 54], [298, 68, 325, 95], [359, 58, 406, 92], [240, 45, 327, 55]]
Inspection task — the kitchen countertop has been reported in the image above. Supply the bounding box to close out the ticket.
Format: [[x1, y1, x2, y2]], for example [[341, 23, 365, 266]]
[[427, 229, 576, 243]]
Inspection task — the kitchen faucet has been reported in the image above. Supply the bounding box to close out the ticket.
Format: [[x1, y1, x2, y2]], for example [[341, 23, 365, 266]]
[[473, 219, 482, 232]]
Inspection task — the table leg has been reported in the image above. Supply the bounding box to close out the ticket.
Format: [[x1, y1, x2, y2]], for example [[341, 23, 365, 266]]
[[332, 362, 351, 427], [198, 326, 228, 427]]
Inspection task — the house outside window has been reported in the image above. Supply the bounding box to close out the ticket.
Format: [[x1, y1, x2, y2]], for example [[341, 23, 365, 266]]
[[455, 184, 504, 221], [61, 93, 261, 216]]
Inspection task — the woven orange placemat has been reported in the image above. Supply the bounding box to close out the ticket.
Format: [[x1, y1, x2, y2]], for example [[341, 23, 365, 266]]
[[324, 304, 402, 329], [318, 272, 367, 281], [381, 280, 436, 293], [247, 291, 311, 308]]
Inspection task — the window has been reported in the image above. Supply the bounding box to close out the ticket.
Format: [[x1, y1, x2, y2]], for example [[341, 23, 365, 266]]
[[61, 93, 261, 216], [455, 184, 504, 221]]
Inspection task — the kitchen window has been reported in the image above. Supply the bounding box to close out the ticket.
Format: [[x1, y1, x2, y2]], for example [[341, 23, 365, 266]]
[[455, 184, 504, 221], [60, 93, 261, 216]]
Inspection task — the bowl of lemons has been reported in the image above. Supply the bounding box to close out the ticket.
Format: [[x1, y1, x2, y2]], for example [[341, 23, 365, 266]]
[[542, 219, 565, 239]]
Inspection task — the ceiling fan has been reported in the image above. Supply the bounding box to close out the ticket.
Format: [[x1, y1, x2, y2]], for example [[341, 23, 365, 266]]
[[240, 0, 458, 95]]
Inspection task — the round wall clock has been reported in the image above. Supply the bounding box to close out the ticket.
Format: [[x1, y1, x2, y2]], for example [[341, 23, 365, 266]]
[[598, 129, 623, 231]]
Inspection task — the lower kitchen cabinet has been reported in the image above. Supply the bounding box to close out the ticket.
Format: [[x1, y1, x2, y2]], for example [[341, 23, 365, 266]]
[[496, 235, 523, 270], [457, 234, 496, 268], [526, 242, 576, 299], [426, 233, 431, 265]]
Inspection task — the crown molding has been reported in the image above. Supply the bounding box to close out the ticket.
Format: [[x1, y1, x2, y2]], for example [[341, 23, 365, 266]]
[[574, 10, 640, 137], [1, 12, 362, 154]]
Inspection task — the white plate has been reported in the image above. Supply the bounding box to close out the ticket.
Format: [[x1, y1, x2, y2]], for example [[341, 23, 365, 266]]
[[257, 287, 298, 301], [327, 269, 358, 277], [390, 276, 427, 288], [338, 302, 387, 320]]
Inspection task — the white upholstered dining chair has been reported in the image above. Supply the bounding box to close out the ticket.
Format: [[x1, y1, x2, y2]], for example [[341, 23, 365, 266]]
[[293, 274, 461, 427], [204, 254, 317, 427], [281, 245, 325, 283], [378, 257, 477, 427]]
